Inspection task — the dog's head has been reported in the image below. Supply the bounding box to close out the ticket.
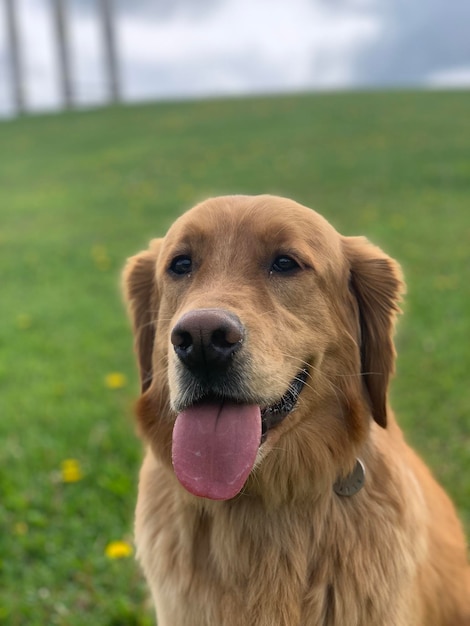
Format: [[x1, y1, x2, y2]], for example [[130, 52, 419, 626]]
[[123, 195, 402, 502]]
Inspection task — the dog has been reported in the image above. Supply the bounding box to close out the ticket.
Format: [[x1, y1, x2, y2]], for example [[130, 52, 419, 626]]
[[123, 195, 470, 625]]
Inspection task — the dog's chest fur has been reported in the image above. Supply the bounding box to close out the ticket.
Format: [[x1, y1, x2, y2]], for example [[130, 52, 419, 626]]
[[136, 453, 423, 626]]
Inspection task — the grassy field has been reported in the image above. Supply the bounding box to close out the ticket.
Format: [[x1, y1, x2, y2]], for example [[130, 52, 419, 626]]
[[1, 90, 469, 625]]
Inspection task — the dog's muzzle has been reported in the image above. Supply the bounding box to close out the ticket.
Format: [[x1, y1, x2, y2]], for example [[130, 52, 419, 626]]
[[170, 309, 308, 500]]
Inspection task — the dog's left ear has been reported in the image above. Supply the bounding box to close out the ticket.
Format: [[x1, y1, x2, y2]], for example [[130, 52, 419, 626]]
[[342, 236, 404, 428], [122, 239, 162, 393]]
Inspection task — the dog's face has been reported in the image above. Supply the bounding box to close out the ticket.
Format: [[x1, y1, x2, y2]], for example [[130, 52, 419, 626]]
[[124, 195, 402, 502]]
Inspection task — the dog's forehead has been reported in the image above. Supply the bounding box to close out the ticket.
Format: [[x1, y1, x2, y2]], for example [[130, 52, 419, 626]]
[[165, 195, 343, 264]]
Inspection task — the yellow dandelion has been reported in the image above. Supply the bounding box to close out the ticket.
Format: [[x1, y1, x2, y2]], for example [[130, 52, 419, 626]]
[[16, 314, 32, 330], [105, 372, 127, 389], [61, 459, 83, 483], [91, 244, 111, 271], [105, 540, 133, 559], [13, 521, 28, 536]]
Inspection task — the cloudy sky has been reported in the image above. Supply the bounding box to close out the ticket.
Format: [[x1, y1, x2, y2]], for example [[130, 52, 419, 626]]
[[0, 0, 469, 116]]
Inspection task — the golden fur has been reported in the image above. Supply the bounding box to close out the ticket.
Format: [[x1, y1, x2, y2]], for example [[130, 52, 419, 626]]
[[123, 195, 470, 625]]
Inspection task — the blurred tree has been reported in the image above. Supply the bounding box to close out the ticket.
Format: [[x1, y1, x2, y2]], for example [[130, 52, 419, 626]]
[[52, 0, 73, 108], [99, 0, 121, 103], [5, 0, 25, 113]]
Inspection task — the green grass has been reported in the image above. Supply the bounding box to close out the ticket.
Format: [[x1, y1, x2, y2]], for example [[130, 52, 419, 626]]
[[1, 90, 469, 624]]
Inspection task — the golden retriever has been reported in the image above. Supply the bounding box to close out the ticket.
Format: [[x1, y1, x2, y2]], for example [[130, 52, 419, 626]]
[[123, 195, 470, 625]]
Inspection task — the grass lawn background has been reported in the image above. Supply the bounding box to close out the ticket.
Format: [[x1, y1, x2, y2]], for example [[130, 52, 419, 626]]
[[1, 90, 469, 625]]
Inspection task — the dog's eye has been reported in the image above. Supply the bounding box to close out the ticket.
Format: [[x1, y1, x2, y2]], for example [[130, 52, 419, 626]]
[[169, 255, 192, 276], [271, 256, 300, 274]]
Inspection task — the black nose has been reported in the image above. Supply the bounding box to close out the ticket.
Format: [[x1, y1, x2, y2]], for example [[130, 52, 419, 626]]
[[171, 309, 244, 373]]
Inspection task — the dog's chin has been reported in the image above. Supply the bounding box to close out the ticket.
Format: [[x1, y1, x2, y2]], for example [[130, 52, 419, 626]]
[[171, 368, 309, 445]]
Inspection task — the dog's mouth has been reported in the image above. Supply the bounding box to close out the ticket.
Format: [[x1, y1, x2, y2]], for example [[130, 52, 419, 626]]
[[260, 368, 309, 443], [171, 368, 308, 501]]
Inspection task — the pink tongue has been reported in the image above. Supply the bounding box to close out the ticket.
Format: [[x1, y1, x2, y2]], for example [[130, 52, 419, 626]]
[[172, 403, 261, 500]]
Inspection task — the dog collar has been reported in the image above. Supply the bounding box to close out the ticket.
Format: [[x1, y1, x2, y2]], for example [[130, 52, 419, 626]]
[[333, 458, 365, 496]]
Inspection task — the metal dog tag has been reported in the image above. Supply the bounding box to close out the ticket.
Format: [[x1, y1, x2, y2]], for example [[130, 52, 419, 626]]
[[333, 458, 366, 497]]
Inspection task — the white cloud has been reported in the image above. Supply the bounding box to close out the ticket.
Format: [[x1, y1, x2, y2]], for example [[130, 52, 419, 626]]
[[17, 0, 58, 109], [0, 0, 380, 114], [426, 66, 470, 88], [118, 0, 380, 100], [67, 3, 107, 104]]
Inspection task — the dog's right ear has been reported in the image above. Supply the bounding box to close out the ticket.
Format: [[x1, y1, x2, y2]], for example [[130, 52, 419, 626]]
[[122, 239, 162, 393]]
